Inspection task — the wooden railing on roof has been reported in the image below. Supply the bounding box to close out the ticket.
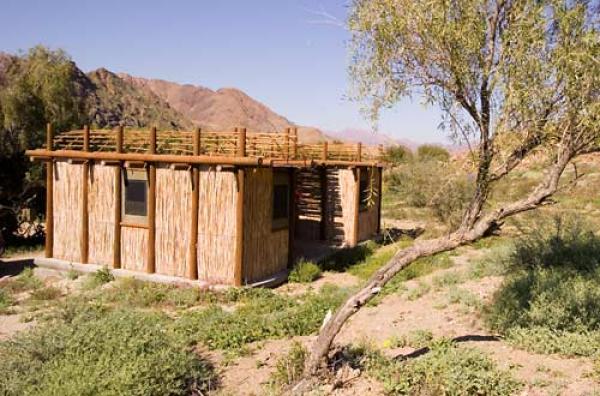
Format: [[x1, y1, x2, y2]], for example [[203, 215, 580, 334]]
[[32, 126, 384, 167]]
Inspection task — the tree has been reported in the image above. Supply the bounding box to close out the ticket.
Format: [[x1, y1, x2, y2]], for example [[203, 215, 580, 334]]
[[417, 144, 450, 162], [0, 46, 85, 244], [300, 0, 600, 381]]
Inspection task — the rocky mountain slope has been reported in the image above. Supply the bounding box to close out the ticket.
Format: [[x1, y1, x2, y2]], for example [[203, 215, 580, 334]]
[[117, 74, 328, 143]]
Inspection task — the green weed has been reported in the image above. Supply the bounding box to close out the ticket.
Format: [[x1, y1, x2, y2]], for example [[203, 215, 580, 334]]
[[364, 340, 521, 395], [0, 309, 215, 395], [270, 341, 307, 387], [83, 267, 114, 290], [288, 259, 322, 283]]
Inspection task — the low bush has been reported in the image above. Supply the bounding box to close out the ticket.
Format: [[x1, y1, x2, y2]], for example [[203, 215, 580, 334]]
[[83, 267, 114, 290], [271, 341, 307, 387], [288, 259, 322, 283], [416, 144, 450, 162], [383, 145, 413, 165], [175, 285, 349, 350], [0, 289, 14, 314], [0, 309, 215, 396], [321, 240, 378, 272], [384, 160, 473, 227], [485, 216, 600, 357], [3, 268, 42, 293], [383, 329, 433, 349], [28, 286, 62, 301], [365, 340, 521, 395]]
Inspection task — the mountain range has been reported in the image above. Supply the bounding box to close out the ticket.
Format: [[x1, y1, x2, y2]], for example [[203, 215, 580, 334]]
[[0, 51, 441, 147]]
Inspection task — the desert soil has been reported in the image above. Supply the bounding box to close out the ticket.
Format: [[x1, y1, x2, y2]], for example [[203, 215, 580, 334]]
[[0, 246, 597, 395]]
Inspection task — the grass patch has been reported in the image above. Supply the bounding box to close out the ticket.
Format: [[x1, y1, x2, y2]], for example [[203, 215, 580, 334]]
[[320, 240, 379, 272], [0, 308, 215, 395], [406, 281, 431, 301], [83, 267, 114, 290], [370, 252, 453, 305], [28, 286, 62, 301], [3, 268, 42, 293], [174, 284, 349, 351], [288, 259, 321, 283], [270, 341, 307, 388], [432, 271, 464, 289], [0, 289, 14, 314], [383, 329, 433, 349], [362, 339, 521, 395]]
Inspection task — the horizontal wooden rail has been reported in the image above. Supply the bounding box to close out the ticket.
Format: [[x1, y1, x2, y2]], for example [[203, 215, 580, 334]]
[[27, 149, 264, 166]]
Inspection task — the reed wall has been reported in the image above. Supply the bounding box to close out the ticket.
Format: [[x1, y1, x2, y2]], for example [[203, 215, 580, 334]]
[[88, 165, 115, 266], [155, 167, 191, 277], [358, 168, 381, 241], [121, 226, 148, 272], [53, 161, 83, 262], [243, 169, 289, 283], [197, 167, 237, 284], [335, 168, 357, 246]]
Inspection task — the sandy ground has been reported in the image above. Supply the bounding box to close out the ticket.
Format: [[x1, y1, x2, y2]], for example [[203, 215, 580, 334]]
[[1, 247, 598, 395]]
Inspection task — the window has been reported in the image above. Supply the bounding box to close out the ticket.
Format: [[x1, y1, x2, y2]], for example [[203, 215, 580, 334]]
[[123, 169, 148, 224], [359, 168, 371, 211], [272, 171, 290, 230]]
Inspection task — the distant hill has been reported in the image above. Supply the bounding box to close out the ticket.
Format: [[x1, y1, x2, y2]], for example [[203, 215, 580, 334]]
[[85, 68, 192, 130], [117, 74, 329, 143]]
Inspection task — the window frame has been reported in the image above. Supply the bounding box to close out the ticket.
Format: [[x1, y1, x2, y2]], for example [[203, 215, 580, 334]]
[[122, 168, 149, 225], [272, 170, 290, 231]]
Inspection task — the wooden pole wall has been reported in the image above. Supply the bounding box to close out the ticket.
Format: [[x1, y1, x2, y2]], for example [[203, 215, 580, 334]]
[[288, 168, 296, 268], [234, 127, 246, 286], [291, 127, 298, 159], [187, 128, 201, 280], [377, 166, 383, 234], [81, 125, 90, 263], [352, 167, 361, 246], [320, 167, 327, 241], [147, 126, 157, 273], [113, 126, 123, 268], [45, 123, 54, 258]]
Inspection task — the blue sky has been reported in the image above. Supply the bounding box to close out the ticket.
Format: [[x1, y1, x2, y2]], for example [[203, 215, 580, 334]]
[[1, 0, 447, 143]]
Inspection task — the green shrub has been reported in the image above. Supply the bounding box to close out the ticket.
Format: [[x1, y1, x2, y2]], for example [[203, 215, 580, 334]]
[[383, 329, 434, 349], [0, 309, 215, 396], [366, 340, 521, 395], [83, 267, 114, 290], [384, 160, 472, 227], [3, 268, 42, 293], [0, 289, 14, 314], [485, 216, 600, 356], [65, 268, 79, 280], [383, 145, 413, 165], [29, 286, 62, 301], [417, 144, 450, 162], [174, 285, 349, 351], [321, 240, 379, 272], [288, 259, 322, 283], [510, 216, 600, 272], [271, 341, 307, 387]]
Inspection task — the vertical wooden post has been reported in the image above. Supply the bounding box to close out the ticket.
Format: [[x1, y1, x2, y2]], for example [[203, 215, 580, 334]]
[[81, 125, 90, 264], [322, 141, 328, 161], [234, 127, 247, 286], [357, 142, 362, 162], [284, 127, 290, 160], [113, 125, 123, 269], [147, 126, 157, 273], [320, 167, 328, 241], [45, 123, 54, 258], [187, 128, 201, 280], [288, 168, 296, 268], [352, 167, 361, 246], [291, 127, 298, 160], [376, 167, 383, 234]]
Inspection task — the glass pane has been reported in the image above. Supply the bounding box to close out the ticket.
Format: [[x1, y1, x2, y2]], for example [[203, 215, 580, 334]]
[[125, 179, 147, 217], [273, 184, 289, 220]]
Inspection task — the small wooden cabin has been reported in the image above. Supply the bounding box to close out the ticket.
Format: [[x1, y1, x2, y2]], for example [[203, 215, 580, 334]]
[[27, 125, 383, 286]]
